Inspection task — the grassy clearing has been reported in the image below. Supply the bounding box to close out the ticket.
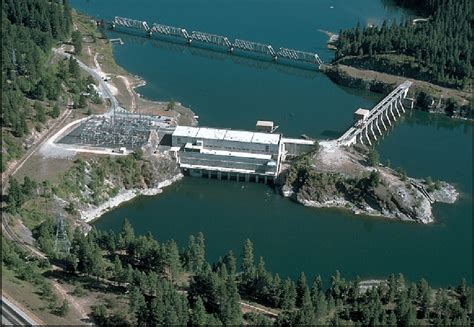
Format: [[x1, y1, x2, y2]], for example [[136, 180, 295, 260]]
[[2, 264, 83, 325]]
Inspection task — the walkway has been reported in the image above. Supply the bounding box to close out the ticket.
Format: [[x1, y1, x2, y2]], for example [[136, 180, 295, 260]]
[[338, 81, 413, 146]]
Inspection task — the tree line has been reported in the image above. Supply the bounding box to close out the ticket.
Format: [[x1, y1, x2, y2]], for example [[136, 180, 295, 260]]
[[2, 0, 100, 172], [334, 0, 472, 89], [23, 216, 473, 326]]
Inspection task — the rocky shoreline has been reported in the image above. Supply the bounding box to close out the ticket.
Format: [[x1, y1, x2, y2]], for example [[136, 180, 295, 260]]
[[279, 141, 458, 224], [320, 63, 472, 121], [79, 173, 183, 223]]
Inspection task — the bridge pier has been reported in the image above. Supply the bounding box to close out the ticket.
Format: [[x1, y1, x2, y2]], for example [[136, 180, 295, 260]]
[[375, 119, 383, 135], [370, 122, 377, 141], [365, 127, 372, 146], [394, 99, 401, 116], [390, 103, 397, 121], [359, 133, 364, 145], [385, 108, 392, 126], [380, 114, 387, 131], [399, 98, 406, 113]]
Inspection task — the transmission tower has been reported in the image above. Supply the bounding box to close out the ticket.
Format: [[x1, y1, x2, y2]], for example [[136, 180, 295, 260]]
[[54, 214, 71, 255]]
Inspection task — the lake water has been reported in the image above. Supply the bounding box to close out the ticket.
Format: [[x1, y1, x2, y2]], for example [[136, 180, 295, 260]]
[[71, 0, 472, 286]]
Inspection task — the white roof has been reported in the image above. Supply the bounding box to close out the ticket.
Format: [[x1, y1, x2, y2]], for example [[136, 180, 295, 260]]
[[354, 108, 370, 115], [196, 128, 227, 139], [172, 126, 280, 145], [224, 130, 253, 142], [173, 125, 199, 138], [252, 133, 280, 144]]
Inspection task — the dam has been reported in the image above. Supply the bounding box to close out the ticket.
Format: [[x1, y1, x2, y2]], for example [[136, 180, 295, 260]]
[[170, 125, 315, 184]]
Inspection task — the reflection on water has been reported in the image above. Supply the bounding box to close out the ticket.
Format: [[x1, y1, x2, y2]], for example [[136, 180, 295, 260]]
[[113, 30, 320, 79]]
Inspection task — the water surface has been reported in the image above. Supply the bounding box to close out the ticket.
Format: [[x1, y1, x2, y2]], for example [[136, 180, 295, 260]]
[[71, 0, 472, 286]]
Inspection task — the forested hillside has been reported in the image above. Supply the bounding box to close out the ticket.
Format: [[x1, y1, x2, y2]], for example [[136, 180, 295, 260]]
[[334, 0, 472, 89], [3, 221, 472, 325], [1, 0, 92, 171]]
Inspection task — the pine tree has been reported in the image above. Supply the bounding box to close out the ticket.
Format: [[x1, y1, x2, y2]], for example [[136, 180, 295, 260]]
[[388, 311, 397, 325], [34, 101, 46, 123], [241, 239, 255, 280], [280, 278, 297, 310], [71, 30, 82, 55], [223, 250, 236, 277], [219, 275, 241, 325], [7, 177, 23, 213], [68, 56, 80, 76], [190, 296, 207, 326], [50, 103, 60, 118], [296, 272, 308, 307], [58, 300, 69, 317], [417, 278, 431, 319], [113, 255, 123, 282], [120, 218, 135, 251]]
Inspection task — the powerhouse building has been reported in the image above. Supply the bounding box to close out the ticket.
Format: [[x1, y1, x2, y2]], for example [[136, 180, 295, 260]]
[[171, 126, 283, 183]]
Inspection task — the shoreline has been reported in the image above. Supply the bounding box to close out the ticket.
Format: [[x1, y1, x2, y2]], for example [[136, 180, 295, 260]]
[[320, 63, 473, 121], [79, 174, 183, 223], [282, 181, 458, 224], [76, 13, 461, 226]]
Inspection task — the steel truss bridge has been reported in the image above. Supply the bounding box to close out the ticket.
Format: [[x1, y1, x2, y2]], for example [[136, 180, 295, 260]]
[[108, 16, 324, 68], [338, 81, 413, 146]]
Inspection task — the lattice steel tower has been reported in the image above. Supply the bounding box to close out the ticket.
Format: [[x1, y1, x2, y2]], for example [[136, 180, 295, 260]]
[[54, 214, 71, 255]]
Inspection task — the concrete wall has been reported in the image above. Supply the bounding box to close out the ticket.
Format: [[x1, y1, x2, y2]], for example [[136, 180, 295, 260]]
[[179, 152, 277, 175], [282, 141, 315, 157]]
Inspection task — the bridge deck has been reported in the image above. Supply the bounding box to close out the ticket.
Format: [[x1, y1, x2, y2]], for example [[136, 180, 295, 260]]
[[338, 81, 412, 144], [110, 16, 323, 68]]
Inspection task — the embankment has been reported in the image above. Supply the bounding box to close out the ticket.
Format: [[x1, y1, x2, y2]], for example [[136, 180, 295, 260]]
[[320, 63, 472, 120]]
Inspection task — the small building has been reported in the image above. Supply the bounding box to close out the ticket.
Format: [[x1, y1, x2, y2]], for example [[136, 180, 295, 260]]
[[171, 126, 283, 183], [256, 120, 274, 133], [353, 108, 370, 121]]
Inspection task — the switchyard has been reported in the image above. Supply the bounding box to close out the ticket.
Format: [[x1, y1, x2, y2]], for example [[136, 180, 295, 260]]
[[59, 113, 173, 150]]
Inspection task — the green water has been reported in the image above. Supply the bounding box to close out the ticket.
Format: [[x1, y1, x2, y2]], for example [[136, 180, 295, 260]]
[[71, 0, 472, 286]]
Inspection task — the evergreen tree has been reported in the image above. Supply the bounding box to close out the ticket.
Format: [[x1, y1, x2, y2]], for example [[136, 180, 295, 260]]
[[219, 275, 242, 325], [120, 218, 135, 251], [68, 56, 80, 76], [50, 103, 60, 118], [190, 296, 207, 326], [34, 101, 46, 123], [58, 300, 69, 317], [223, 250, 236, 277], [417, 278, 431, 319], [7, 177, 23, 213], [388, 311, 397, 326], [241, 239, 255, 280], [296, 272, 308, 307], [71, 30, 82, 54], [113, 255, 123, 282], [280, 278, 297, 310]]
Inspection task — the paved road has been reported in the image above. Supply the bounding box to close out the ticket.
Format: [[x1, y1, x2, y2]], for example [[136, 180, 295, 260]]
[[53, 47, 121, 115], [1, 296, 39, 326]]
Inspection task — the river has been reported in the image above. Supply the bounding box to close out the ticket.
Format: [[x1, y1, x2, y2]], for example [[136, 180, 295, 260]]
[[71, 0, 472, 287]]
